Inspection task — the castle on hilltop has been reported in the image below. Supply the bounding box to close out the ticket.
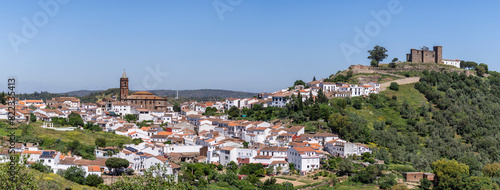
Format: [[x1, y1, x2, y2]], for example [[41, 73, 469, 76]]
[[406, 46, 460, 68]]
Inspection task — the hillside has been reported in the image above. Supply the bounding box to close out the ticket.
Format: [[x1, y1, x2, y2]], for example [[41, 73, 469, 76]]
[[62, 90, 99, 97], [17, 89, 255, 103], [236, 61, 497, 175], [327, 62, 471, 84], [32, 169, 97, 190], [150, 89, 255, 99]]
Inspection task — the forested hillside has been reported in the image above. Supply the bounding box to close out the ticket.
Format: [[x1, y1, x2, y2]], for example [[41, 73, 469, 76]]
[[223, 67, 500, 188]]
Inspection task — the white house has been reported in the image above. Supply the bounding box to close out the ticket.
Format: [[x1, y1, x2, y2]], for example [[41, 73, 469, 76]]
[[442, 59, 460, 68], [287, 147, 321, 175]]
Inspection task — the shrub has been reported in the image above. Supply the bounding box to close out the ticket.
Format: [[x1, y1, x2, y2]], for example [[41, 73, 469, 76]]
[[85, 174, 104, 187], [389, 82, 399, 91]]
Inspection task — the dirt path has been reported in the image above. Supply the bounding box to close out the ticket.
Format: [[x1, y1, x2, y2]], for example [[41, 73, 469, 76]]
[[261, 176, 306, 186], [300, 181, 329, 190], [380, 77, 420, 91]]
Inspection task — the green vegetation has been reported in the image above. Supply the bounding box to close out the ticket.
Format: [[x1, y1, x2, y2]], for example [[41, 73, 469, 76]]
[[233, 65, 500, 189], [180, 162, 294, 190], [294, 80, 306, 86], [389, 82, 399, 91], [60, 166, 87, 185], [431, 159, 499, 189], [30, 160, 53, 173], [105, 158, 130, 175], [16, 91, 65, 102], [1, 122, 131, 159], [0, 155, 96, 189], [331, 181, 379, 190], [367, 45, 388, 67]]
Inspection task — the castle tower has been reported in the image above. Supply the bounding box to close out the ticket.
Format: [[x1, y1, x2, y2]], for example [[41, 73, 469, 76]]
[[433, 46, 442, 64], [120, 70, 129, 101]]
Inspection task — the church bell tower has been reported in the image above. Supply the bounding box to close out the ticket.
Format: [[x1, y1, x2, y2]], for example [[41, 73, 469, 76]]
[[120, 70, 129, 101]]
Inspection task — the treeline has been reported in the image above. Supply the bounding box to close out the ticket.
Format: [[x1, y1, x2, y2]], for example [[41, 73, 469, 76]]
[[15, 91, 65, 101]]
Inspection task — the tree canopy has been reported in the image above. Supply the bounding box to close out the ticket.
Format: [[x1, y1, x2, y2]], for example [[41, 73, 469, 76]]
[[367, 45, 388, 64]]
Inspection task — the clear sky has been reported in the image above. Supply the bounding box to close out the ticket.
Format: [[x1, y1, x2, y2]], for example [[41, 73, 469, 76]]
[[0, 0, 498, 93]]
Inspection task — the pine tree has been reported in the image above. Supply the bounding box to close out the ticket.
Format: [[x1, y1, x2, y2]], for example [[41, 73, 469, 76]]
[[313, 76, 316, 81], [0, 92, 5, 105], [318, 88, 328, 103], [297, 93, 304, 111]]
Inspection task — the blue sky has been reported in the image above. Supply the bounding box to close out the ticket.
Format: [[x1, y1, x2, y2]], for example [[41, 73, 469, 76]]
[[0, 0, 498, 93]]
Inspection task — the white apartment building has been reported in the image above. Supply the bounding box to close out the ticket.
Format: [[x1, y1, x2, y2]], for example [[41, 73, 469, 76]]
[[287, 147, 321, 174]]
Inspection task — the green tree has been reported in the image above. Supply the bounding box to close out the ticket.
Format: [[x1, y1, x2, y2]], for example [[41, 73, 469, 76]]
[[0, 92, 6, 105], [483, 163, 500, 177], [217, 164, 223, 171], [431, 159, 469, 190], [460, 61, 478, 70], [328, 113, 350, 133], [476, 64, 487, 76], [389, 82, 399, 91], [419, 178, 432, 190], [228, 106, 240, 119], [68, 112, 84, 127], [30, 160, 53, 173], [62, 166, 86, 185], [338, 158, 353, 174], [125, 114, 138, 122], [294, 80, 305, 86], [317, 88, 328, 104], [313, 76, 316, 81], [370, 59, 379, 67], [132, 138, 143, 145], [0, 154, 39, 189], [106, 158, 130, 175], [379, 174, 397, 189], [86, 174, 103, 187], [243, 141, 249, 148], [227, 161, 238, 172], [95, 137, 107, 148], [288, 163, 295, 174], [479, 63, 489, 73], [367, 45, 388, 65], [30, 113, 36, 122], [265, 167, 274, 175], [353, 99, 362, 109], [173, 104, 181, 112], [346, 70, 353, 78], [389, 58, 398, 68]]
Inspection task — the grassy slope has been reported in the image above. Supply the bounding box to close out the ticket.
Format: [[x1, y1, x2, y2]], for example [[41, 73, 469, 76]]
[[29, 122, 132, 147], [333, 181, 379, 190], [0, 122, 132, 148], [33, 169, 97, 190], [347, 83, 427, 128]]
